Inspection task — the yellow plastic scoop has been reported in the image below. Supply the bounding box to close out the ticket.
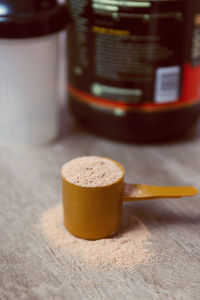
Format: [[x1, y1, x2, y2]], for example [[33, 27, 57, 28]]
[[62, 158, 198, 240], [123, 183, 198, 201]]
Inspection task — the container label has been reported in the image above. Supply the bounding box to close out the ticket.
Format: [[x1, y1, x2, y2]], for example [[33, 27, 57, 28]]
[[67, 0, 200, 112]]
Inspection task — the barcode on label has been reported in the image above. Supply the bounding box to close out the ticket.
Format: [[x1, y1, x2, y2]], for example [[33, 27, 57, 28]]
[[154, 66, 181, 103]]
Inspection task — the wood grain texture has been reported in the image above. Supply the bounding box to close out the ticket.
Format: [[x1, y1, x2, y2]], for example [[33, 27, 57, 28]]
[[1, 34, 200, 298], [0, 108, 200, 300]]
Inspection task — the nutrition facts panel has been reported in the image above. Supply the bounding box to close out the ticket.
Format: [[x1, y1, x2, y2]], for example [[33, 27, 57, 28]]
[[68, 0, 185, 104]]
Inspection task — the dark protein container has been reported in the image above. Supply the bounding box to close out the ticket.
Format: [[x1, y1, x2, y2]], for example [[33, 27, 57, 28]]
[[67, 0, 200, 142]]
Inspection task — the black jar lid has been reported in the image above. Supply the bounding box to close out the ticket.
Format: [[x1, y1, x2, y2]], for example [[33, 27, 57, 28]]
[[0, 0, 68, 38]]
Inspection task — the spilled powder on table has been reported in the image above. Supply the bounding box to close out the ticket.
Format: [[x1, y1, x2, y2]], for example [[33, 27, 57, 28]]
[[39, 204, 155, 269]]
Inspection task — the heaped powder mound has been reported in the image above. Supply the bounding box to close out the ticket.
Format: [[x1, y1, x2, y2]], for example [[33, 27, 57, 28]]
[[62, 156, 123, 188]]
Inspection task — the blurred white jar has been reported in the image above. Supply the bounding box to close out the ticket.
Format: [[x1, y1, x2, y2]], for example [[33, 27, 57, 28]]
[[0, 0, 67, 145]]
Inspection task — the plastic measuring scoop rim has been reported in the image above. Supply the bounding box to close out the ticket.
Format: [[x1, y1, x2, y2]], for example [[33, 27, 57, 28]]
[[61, 156, 125, 190]]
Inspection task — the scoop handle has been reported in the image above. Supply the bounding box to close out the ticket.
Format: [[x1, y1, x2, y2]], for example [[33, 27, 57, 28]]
[[122, 184, 198, 201]]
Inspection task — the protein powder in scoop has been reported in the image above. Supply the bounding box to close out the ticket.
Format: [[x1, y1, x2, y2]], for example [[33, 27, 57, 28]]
[[62, 156, 198, 240], [62, 156, 123, 187]]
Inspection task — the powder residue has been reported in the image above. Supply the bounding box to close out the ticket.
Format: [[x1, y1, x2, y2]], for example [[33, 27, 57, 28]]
[[39, 204, 154, 269], [123, 183, 143, 197], [61, 156, 123, 187], [123, 183, 136, 196]]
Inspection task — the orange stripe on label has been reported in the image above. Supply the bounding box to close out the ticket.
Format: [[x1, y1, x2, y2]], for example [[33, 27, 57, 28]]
[[68, 84, 200, 113]]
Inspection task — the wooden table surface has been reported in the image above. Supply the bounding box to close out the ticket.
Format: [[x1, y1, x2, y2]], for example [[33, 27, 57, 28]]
[[1, 104, 200, 300]]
